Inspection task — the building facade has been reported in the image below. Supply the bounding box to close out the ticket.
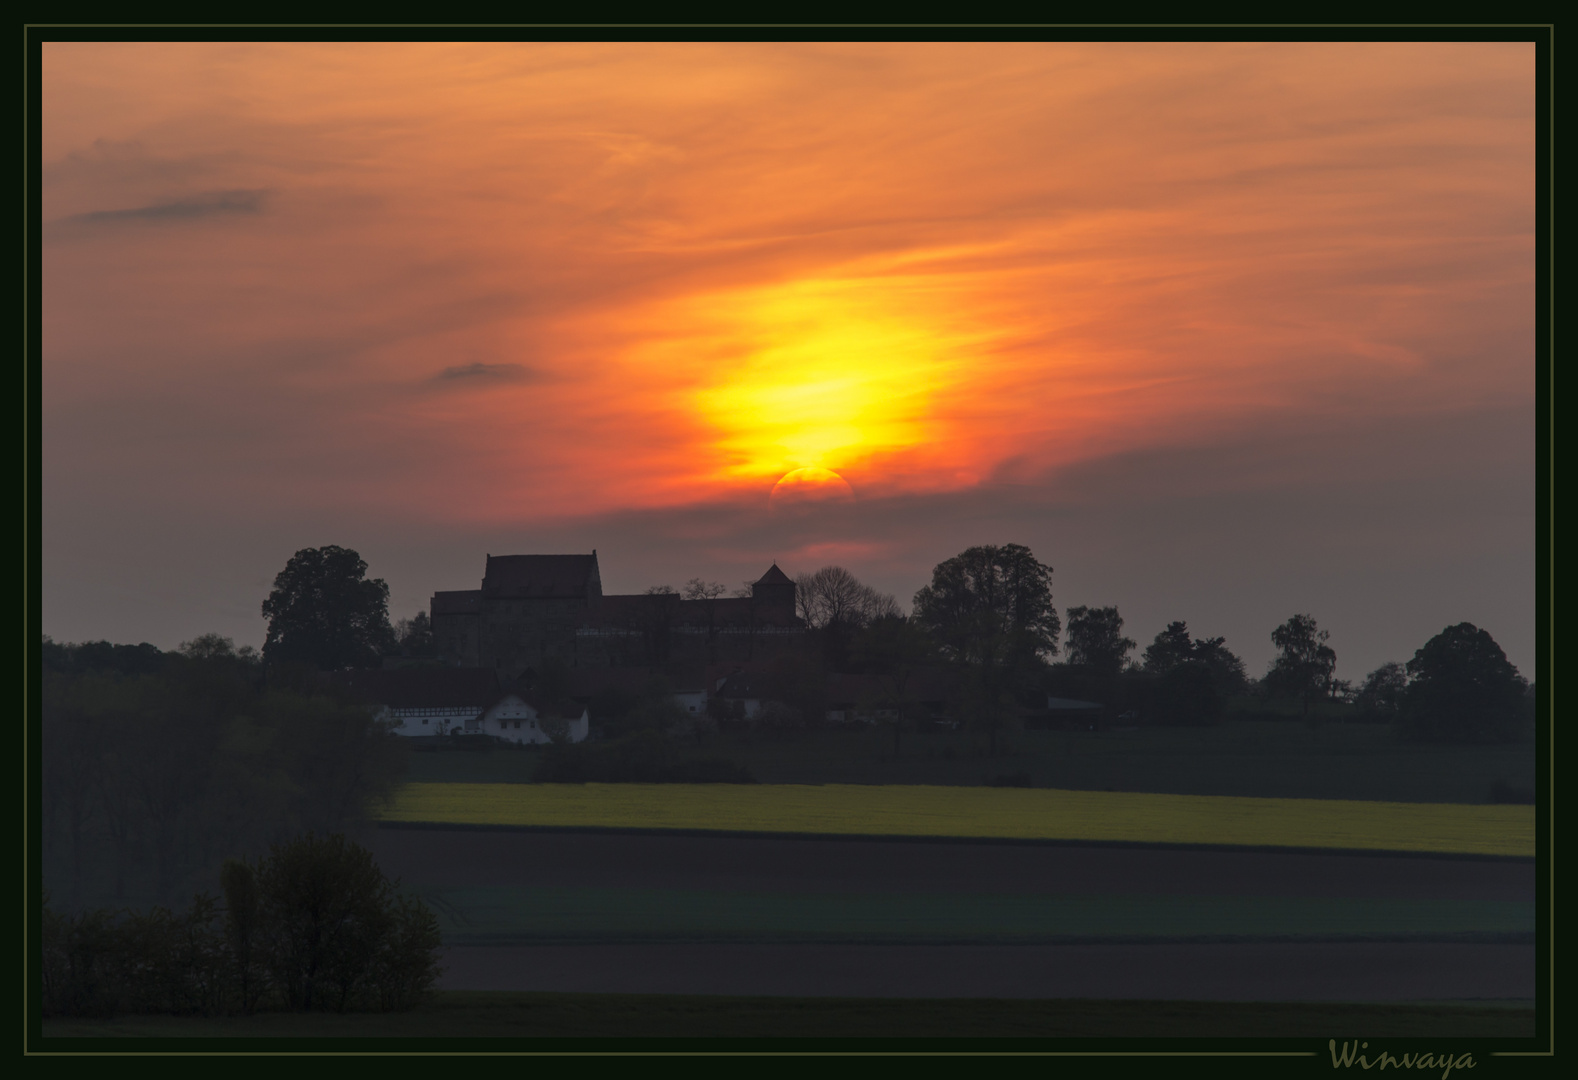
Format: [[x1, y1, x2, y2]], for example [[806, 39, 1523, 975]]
[[431, 552, 804, 681]]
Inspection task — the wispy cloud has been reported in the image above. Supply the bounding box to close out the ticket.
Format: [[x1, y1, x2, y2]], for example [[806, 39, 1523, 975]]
[[62, 188, 269, 225], [432, 362, 537, 384]]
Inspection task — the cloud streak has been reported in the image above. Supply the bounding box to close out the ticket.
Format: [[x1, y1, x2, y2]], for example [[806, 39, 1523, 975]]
[[61, 188, 270, 225]]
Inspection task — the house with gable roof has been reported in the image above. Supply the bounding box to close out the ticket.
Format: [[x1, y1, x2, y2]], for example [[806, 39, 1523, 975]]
[[330, 667, 589, 743]]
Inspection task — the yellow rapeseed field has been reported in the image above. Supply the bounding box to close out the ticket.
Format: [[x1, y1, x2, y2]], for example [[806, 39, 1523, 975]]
[[377, 783, 1534, 857]]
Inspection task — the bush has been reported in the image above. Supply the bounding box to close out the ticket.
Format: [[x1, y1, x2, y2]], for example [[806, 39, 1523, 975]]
[[41, 833, 443, 1018]]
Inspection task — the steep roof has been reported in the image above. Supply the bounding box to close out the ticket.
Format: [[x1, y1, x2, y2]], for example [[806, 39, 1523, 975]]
[[331, 667, 502, 709], [482, 554, 601, 598], [755, 563, 794, 586]]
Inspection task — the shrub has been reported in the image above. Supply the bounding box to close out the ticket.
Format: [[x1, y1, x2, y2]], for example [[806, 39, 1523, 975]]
[[41, 833, 443, 1018]]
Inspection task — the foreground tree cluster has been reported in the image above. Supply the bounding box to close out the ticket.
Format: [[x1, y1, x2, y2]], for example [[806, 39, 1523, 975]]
[[42, 634, 407, 911], [43, 833, 442, 1018]]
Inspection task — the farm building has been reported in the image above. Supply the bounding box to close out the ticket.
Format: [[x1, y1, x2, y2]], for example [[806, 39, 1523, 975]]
[[330, 667, 588, 744]]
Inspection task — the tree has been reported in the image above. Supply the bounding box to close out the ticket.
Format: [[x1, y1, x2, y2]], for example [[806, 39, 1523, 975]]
[[179, 633, 238, 661], [261, 547, 395, 672], [43, 835, 442, 1018], [254, 833, 398, 1012], [1144, 622, 1248, 699], [795, 566, 900, 630], [1190, 636, 1249, 698], [392, 612, 435, 657], [911, 544, 1058, 756], [1264, 614, 1337, 718], [1142, 622, 1195, 674], [220, 859, 265, 1014], [1064, 606, 1136, 679], [852, 615, 938, 756], [1354, 661, 1408, 720], [1400, 623, 1529, 744], [794, 566, 901, 670]]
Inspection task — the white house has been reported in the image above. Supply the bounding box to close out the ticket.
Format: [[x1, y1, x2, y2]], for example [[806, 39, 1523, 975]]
[[330, 668, 588, 743], [478, 692, 590, 745], [714, 670, 769, 719]]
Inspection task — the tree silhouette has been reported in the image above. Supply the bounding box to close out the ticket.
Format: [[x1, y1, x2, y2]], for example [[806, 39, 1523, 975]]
[[261, 547, 394, 671], [1265, 614, 1336, 718], [1064, 606, 1136, 679], [1400, 623, 1529, 744], [912, 544, 1057, 756]]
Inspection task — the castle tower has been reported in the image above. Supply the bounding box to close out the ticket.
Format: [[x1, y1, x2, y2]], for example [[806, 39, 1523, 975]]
[[752, 563, 796, 614]]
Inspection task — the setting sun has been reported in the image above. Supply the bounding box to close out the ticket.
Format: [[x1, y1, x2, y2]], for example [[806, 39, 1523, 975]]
[[685, 274, 976, 489]]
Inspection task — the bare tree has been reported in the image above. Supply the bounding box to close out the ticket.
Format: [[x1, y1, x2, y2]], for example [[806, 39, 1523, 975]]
[[794, 567, 900, 631]]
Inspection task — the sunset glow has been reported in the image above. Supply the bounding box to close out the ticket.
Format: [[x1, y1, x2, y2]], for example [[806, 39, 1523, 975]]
[[42, 42, 1536, 675]]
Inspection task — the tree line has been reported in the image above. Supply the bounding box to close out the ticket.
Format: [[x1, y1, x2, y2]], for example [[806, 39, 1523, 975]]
[[41, 633, 408, 913]]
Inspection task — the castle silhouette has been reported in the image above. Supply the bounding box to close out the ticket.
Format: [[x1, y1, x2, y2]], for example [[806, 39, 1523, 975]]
[[431, 552, 802, 681]]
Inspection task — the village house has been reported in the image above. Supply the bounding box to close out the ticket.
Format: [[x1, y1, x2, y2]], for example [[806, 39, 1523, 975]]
[[331, 667, 589, 744]]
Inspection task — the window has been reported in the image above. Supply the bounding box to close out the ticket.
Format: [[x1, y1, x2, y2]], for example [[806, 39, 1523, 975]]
[[422, 718, 428, 725]]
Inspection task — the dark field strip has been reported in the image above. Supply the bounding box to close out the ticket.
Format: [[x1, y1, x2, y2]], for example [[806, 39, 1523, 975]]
[[39, 992, 1536, 1040], [438, 942, 1535, 1002], [413, 885, 1533, 946], [364, 829, 1537, 901]]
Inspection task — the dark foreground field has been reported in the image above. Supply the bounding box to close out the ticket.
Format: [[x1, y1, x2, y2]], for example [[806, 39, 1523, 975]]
[[40, 991, 1536, 1040], [356, 828, 1535, 1010]]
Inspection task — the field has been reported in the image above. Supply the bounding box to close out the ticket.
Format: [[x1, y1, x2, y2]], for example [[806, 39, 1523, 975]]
[[376, 782, 1535, 857], [414, 886, 1532, 945], [403, 721, 1537, 806], [37, 992, 1537, 1040]]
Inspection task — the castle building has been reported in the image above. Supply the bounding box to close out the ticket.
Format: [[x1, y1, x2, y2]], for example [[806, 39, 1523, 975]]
[[431, 552, 802, 680]]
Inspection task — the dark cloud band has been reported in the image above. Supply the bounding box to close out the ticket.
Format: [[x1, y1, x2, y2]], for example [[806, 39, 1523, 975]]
[[65, 188, 269, 225]]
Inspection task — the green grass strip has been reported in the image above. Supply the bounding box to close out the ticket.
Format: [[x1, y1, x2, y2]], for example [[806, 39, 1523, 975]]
[[377, 783, 1534, 857]]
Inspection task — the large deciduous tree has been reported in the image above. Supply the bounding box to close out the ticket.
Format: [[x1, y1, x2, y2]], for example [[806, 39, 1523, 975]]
[[1064, 606, 1136, 679], [262, 547, 395, 672], [1400, 623, 1530, 744], [911, 544, 1058, 756], [1264, 614, 1337, 718]]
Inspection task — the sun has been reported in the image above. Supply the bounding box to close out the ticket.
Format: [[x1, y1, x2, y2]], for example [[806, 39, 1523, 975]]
[[769, 467, 856, 507], [688, 275, 966, 487]]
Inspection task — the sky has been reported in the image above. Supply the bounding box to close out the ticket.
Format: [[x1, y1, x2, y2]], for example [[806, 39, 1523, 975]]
[[40, 42, 1537, 681]]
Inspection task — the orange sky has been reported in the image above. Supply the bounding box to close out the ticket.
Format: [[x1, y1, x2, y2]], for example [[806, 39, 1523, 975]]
[[41, 43, 1538, 675]]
